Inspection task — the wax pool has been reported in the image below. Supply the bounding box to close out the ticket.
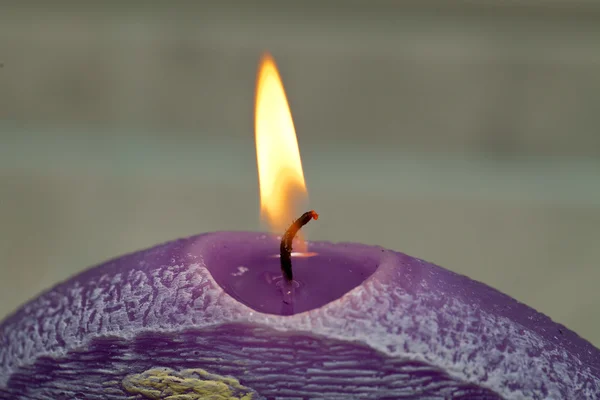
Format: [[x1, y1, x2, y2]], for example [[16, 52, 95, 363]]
[[201, 235, 379, 316], [0, 232, 599, 399]]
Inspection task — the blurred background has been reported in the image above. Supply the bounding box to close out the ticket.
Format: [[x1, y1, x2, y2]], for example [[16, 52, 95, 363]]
[[1, 1, 599, 346]]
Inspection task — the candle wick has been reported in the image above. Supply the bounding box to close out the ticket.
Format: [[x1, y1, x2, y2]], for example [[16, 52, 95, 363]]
[[280, 210, 319, 282]]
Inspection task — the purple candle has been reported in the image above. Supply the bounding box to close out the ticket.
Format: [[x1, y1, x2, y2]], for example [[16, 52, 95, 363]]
[[1, 232, 599, 399], [1, 53, 599, 399]]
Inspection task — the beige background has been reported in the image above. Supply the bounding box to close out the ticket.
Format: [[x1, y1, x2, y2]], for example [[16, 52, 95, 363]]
[[1, 2, 600, 347]]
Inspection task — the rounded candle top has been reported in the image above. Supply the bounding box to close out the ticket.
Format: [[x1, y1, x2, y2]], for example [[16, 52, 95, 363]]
[[1, 232, 599, 399]]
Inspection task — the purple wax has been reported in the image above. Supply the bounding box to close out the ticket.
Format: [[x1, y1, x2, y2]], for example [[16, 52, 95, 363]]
[[0, 232, 599, 399], [198, 235, 379, 315]]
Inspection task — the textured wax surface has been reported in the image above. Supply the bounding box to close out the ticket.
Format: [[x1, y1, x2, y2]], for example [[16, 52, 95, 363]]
[[3, 325, 499, 399], [1, 232, 599, 399]]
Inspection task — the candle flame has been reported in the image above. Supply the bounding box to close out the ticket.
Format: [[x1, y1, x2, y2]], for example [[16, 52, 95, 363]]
[[255, 53, 308, 242]]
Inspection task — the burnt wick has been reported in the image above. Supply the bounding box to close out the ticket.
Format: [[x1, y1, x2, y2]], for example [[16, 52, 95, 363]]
[[280, 210, 319, 282]]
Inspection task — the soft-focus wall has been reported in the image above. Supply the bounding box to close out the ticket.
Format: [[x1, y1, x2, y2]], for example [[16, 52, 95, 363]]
[[1, 1, 600, 345]]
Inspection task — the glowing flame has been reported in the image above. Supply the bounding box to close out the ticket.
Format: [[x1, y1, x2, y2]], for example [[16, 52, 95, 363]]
[[255, 53, 308, 236]]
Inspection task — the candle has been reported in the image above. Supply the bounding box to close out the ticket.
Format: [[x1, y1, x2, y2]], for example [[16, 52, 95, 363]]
[[1, 232, 599, 399], [1, 53, 599, 399]]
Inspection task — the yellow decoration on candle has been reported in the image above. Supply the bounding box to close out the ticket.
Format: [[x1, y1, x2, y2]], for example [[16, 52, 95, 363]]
[[122, 367, 254, 400]]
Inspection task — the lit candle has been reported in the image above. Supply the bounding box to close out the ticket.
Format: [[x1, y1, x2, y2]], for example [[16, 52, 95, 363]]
[[1, 54, 599, 400]]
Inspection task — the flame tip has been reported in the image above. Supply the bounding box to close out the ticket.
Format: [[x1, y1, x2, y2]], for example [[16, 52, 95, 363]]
[[260, 51, 274, 61]]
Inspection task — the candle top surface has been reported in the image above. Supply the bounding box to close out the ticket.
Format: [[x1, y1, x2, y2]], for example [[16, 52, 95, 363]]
[[1, 231, 599, 399], [197, 233, 379, 315]]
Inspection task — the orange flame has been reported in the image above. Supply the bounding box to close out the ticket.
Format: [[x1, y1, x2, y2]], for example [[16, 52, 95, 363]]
[[255, 53, 308, 240]]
